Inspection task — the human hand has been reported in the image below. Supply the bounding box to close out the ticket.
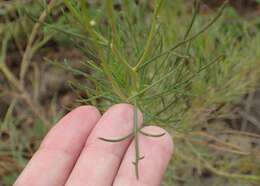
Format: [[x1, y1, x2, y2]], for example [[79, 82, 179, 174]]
[[15, 104, 174, 186]]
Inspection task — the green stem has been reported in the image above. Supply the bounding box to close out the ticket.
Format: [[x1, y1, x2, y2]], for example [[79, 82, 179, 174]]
[[136, 1, 227, 71], [133, 0, 164, 71], [184, 0, 200, 39], [20, 0, 58, 86], [106, 0, 139, 91], [132, 103, 144, 179]]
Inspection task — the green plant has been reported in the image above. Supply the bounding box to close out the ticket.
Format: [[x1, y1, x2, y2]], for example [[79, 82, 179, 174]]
[[1, 0, 260, 185], [56, 0, 231, 179], [0, 1, 61, 126]]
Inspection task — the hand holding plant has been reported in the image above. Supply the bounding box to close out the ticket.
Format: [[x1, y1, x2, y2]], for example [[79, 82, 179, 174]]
[[2, 0, 259, 184], [15, 104, 173, 186], [56, 0, 227, 178]]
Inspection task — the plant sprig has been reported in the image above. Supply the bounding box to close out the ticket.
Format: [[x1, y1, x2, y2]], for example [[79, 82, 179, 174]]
[[61, 0, 227, 179]]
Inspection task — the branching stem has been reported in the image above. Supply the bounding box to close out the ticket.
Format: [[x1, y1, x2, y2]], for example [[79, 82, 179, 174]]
[[0, 33, 49, 125], [137, 1, 227, 71], [133, 0, 164, 71], [20, 0, 59, 86]]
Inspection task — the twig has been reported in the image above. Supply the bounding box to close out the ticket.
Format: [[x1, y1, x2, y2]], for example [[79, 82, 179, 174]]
[[0, 63, 50, 125], [190, 139, 259, 156], [133, 0, 164, 71], [132, 105, 143, 179], [19, 0, 57, 85], [190, 131, 242, 151], [137, 1, 227, 70], [220, 130, 260, 139], [238, 109, 260, 130], [183, 142, 260, 182], [241, 91, 255, 130], [0, 33, 49, 125]]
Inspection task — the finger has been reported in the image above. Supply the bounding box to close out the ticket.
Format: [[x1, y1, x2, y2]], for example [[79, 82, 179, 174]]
[[66, 103, 143, 186], [14, 106, 101, 186], [113, 126, 174, 186]]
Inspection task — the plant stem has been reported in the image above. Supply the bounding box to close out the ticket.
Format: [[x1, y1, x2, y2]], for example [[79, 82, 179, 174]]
[[133, 0, 164, 71], [0, 64, 50, 125], [1, 32, 48, 124], [106, 0, 139, 91], [132, 103, 143, 179], [185, 141, 260, 182], [20, 0, 58, 86], [137, 1, 227, 71]]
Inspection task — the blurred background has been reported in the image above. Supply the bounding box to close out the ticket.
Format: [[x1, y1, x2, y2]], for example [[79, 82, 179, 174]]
[[0, 0, 260, 185]]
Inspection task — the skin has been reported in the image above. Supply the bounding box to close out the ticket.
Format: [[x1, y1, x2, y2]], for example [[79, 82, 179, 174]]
[[14, 104, 174, 186]]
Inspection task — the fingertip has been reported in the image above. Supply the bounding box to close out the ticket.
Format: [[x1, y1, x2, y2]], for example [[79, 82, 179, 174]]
[[114, 125, 174, 186], [15, 105, 101, 186], [105, 103, 143, 124], [65, 104, 143, 186], [41, 105, 101, 152], [69, 105, 101, 121]]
